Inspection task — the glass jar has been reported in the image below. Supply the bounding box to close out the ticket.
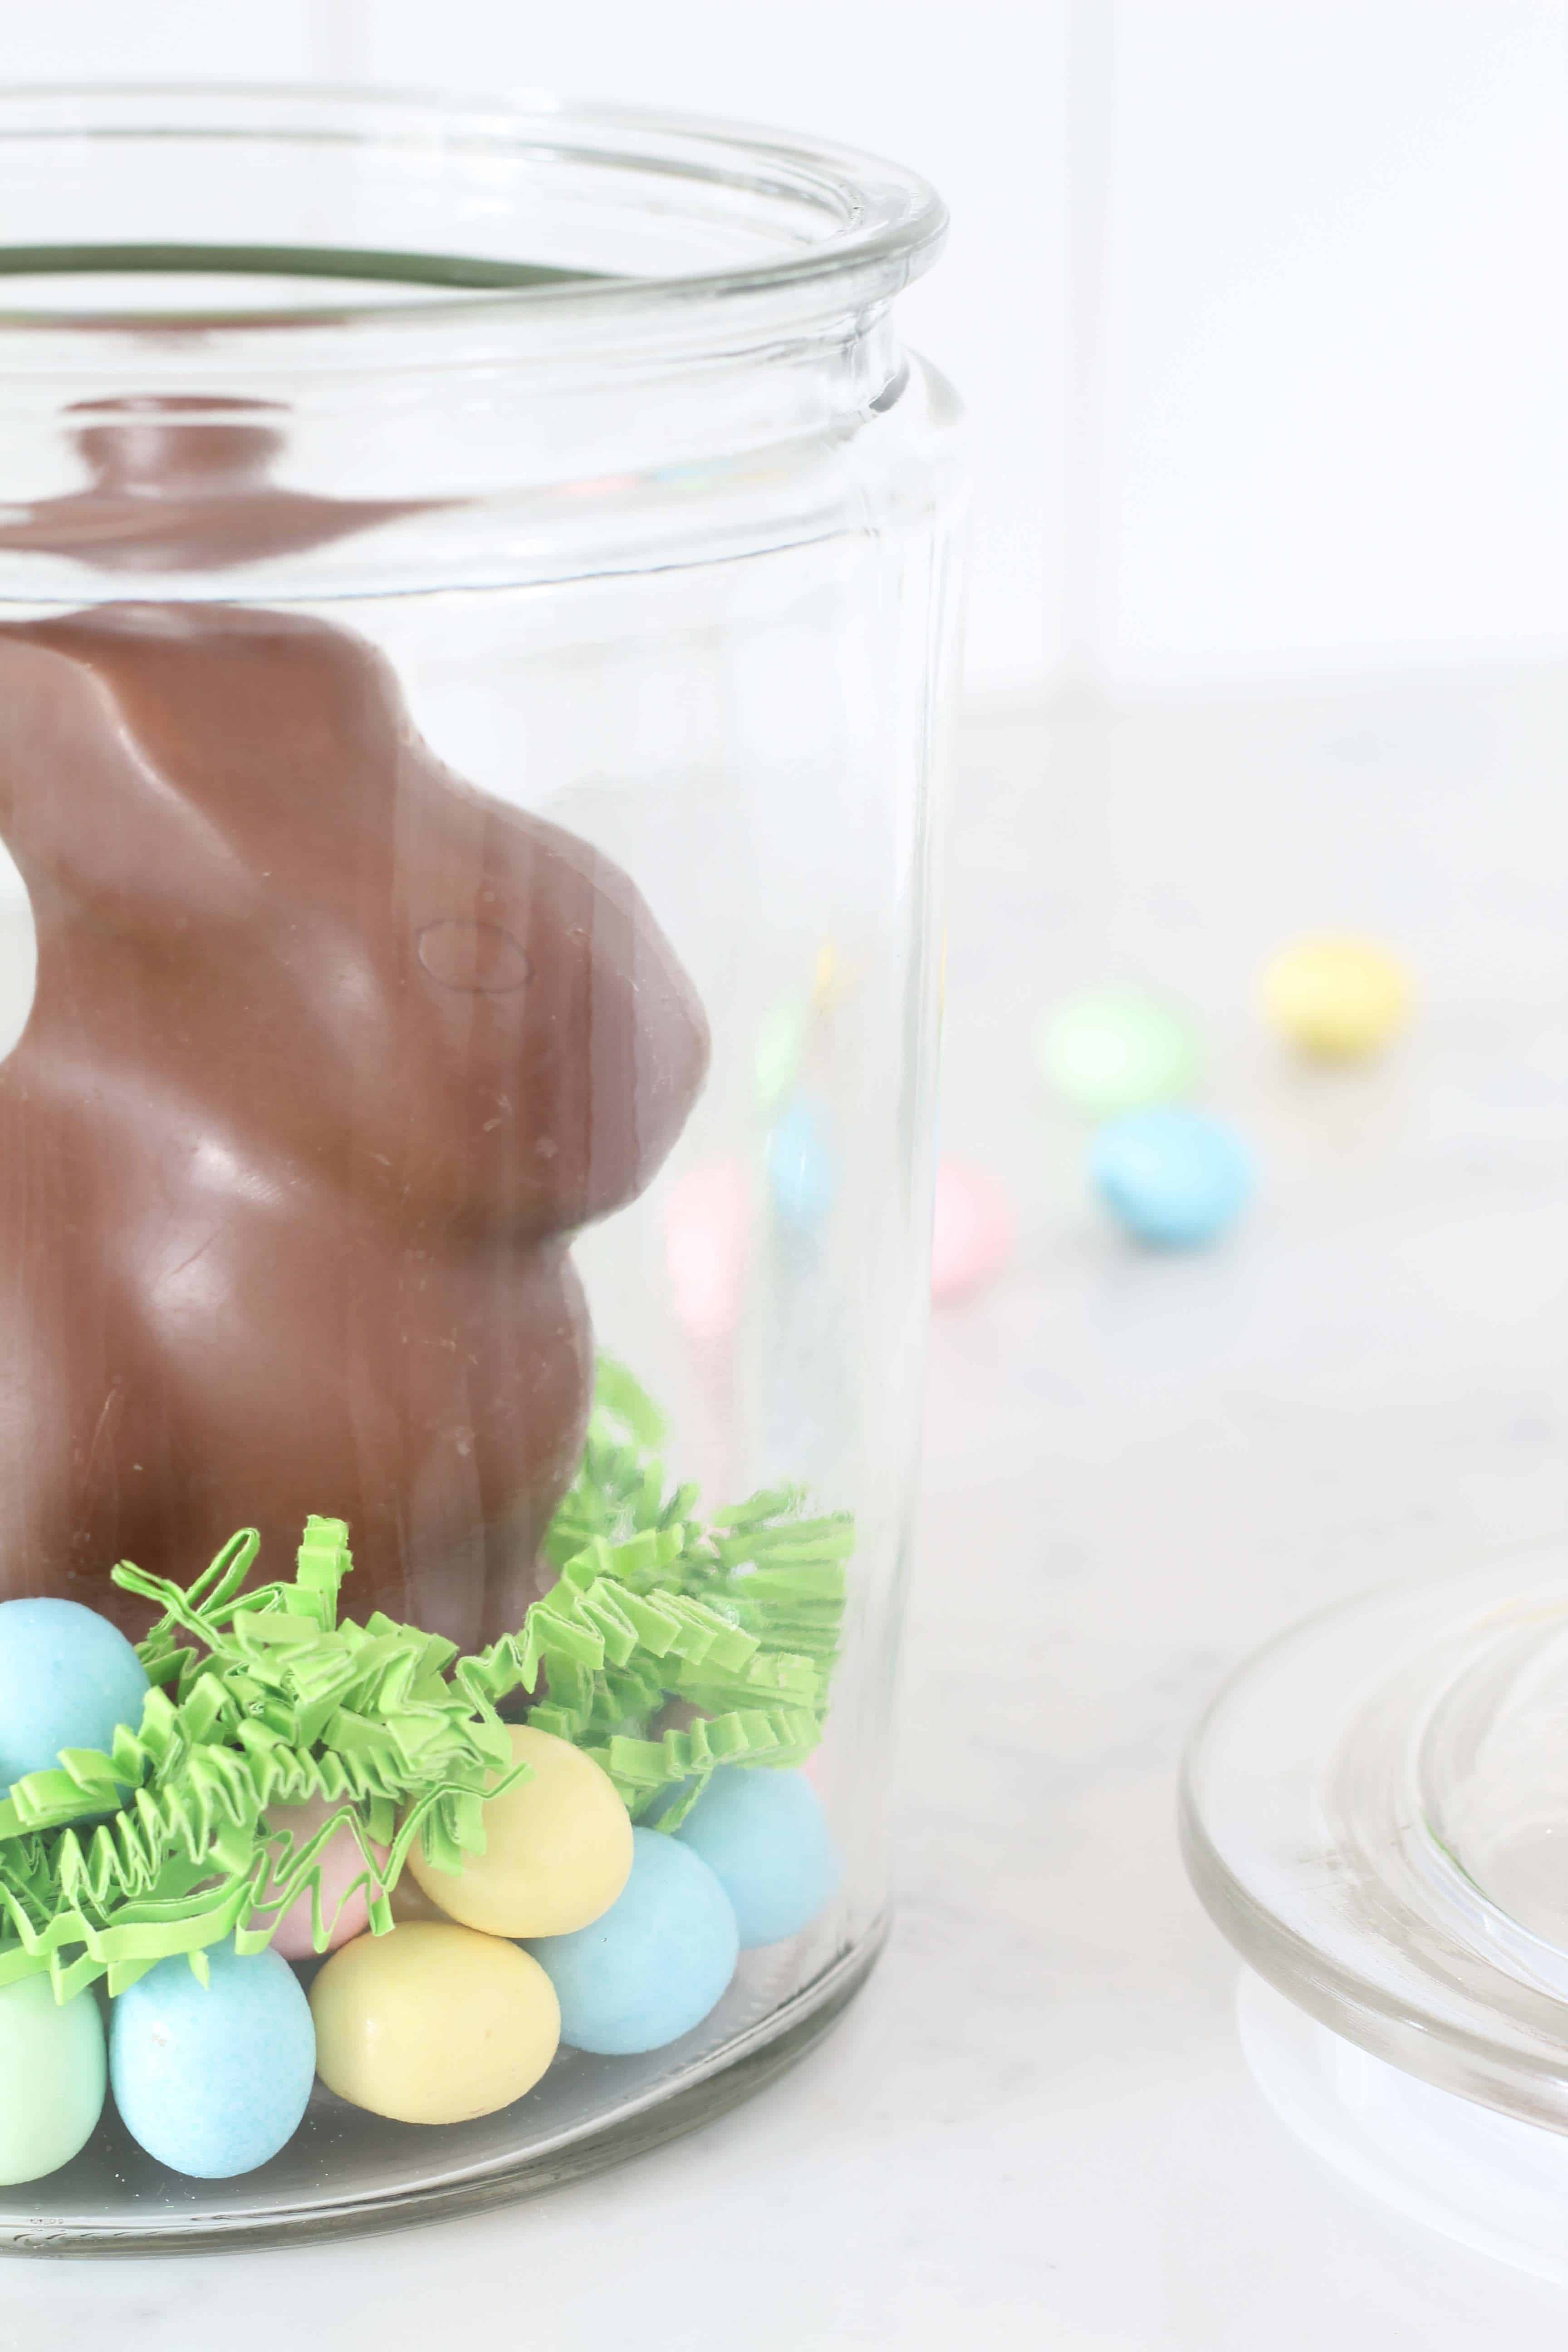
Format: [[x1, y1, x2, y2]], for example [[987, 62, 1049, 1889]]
[[1182, 1558, 1568, 2278], [0, 86, 962, 2247]]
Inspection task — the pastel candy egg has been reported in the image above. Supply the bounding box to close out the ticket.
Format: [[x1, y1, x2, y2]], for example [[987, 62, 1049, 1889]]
[[0, 1598, 148, 1787], [110, 1943, 315, 2179], [766, 1097, 836, 1234], [1037, 992, 1200, 1115], [408, 1724, 632, 1937], [310, 1921, 560, 2125], [0, 1973, 105, 2184], [261, 1795, 389, 1961], [676, 1767, 839, 1949], [754, 1000, 808, 1111], [665, 1158, 752, 1341], [527, 1827, 739, 2055], [1263, 935, 1412, 1058], [1090, 1107, 1254, 1247], [931, 1160, 1014, 1304]]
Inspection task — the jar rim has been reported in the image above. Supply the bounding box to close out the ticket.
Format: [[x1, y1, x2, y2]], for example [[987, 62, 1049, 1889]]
[[0, 83, 949, 334]]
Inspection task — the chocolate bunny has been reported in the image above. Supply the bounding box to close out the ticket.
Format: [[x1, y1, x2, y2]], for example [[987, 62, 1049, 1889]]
[[0, 412, 708, 1644]]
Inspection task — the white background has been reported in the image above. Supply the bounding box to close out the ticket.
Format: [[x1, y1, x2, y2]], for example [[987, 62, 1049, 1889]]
[[2, 1, 1565, 696]]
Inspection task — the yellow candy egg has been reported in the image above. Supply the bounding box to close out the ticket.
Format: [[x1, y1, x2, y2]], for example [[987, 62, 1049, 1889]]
[[408, 1723, 633, 1937], [310, 1921, 560, 2125], [1262, 935, 1412, 1059]]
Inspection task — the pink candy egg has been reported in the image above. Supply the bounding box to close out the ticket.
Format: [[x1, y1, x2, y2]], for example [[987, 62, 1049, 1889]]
[[664, 1158, 753, 1340], [931, 1160, 1014, 1304], [262, 1795, 388, 1961]]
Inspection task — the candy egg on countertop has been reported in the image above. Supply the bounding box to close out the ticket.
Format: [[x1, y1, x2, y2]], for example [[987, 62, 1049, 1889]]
[[665, 1158, 752, 1341], [311, 1920, 560, 2126], [110, 1943, 315, 2180], [676, 1767, 840, 1950], [527, 1826, 739, 2056], [754, 999, 808, 1112], [766, 1096, 835, 1235], [1090, 1107, 1255, 1248], [1262, 935, 1412, 1058], [0, 1598, 148, 1787], [811, 938, 845, 1012], [259, 1794, 390, 1961], [1037, 991, 1200, 1116], [408, 1723, 632, 1938], [931, 1160, 1014, 1305], [0, 1972, 105, 2185]]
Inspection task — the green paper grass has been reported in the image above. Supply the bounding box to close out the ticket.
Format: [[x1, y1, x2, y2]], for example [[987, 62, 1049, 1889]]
[[0, 1361, 848, 1999]]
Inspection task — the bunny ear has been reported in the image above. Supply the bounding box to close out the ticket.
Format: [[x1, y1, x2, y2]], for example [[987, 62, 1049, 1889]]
[[0, 397, 434, 573]]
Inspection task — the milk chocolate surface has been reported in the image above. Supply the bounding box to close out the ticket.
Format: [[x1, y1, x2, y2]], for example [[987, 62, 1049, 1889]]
[[0, 598, 708, 1644]]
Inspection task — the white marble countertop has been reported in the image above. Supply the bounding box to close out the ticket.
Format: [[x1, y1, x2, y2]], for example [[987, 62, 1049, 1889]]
[[11, 671, 1568, 2347]]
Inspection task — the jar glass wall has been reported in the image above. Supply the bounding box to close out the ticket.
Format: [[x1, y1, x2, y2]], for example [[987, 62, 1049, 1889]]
[[0, 88, 962, 2244]]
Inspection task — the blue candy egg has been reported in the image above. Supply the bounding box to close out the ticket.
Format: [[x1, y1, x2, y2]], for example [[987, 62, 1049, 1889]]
[[0, 1599, 149, 1788], [676, 1767, 839, 1949], [110, 1942, 316, 2179], [1089, 1107, 1255, 1247], [766, 1098, 836, 1234], [526, 1828, 738, 2056]]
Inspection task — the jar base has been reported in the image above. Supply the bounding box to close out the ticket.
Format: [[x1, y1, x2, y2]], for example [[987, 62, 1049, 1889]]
[[0, 1916, 888, 2254]]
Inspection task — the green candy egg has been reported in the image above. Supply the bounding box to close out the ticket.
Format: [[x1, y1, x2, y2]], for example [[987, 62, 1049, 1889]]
[[0, 1972, 106, 2183], [1036, 991, 1200, 1115], [754, 999, 808, 1112]]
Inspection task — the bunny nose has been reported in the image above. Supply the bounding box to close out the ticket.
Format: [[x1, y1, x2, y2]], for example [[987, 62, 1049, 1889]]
[[416, 919, 532, 995]]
